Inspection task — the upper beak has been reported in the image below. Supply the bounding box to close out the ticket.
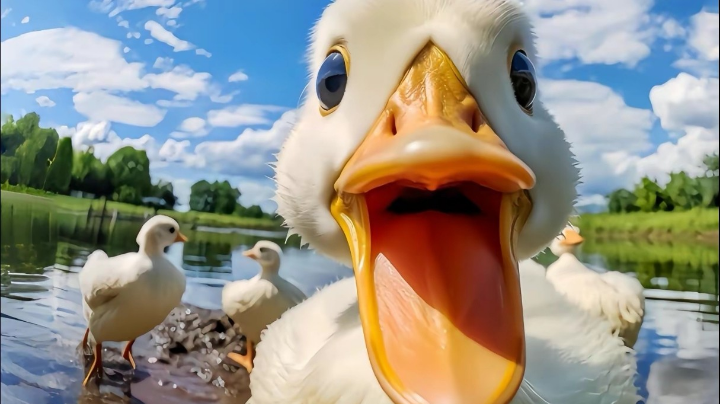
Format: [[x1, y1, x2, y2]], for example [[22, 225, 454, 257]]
[[174, 232, 188, 243], [330, 43, 535, 404], [243, 250, 259, 260], [560, 228, 584, 246]]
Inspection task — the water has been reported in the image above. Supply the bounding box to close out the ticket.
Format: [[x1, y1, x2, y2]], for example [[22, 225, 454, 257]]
[[1, 195, 718, 404]]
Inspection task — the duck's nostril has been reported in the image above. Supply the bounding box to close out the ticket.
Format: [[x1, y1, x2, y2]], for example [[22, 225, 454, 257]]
[[471, 109, 483, 133], [389, 112, 398, 136]]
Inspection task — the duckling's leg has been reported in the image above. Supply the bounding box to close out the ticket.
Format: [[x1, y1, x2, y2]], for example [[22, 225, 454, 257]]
[[121, 339, 136, 369], [227, 339, 255, 373], [81, 328, 89, 351], [82, 343, 103, 386]]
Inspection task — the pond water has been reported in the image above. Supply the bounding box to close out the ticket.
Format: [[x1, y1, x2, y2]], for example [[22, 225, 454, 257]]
[[1, 194, 718, 404]]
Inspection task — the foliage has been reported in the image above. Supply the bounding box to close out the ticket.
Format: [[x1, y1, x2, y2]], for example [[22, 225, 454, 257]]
[[606, 153, 719, 213], [147, 180, 178, 210], [106, 146, 152, 204], [190, 180, 241, 215], [43, 137, 74, 194], [71, 147, 111, 197]]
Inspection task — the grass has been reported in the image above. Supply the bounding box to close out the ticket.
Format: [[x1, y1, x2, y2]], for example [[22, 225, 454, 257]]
[[576, 208, 719, 243], [1, 187, 283, 230]]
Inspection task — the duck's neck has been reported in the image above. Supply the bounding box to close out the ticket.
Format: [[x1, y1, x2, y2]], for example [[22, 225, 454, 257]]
[[139, 238, 166, 258], [259, 261, 280, 279]]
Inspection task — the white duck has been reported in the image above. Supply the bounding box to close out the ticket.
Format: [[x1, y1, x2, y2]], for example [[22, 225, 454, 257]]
[[221, 240, 306, 372], [546, 225, 645, 348], [251, 0, 640, 403], [78, 215, 188, 385]]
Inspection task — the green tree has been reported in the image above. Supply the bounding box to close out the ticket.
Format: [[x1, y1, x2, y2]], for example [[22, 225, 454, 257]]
[[664, 172, 701, 211], [1, 116, 24, 156], [71, 148, 111, 197], [14, 123, 59, 189], [147, 180, 177, 209], [190, 180, 214, 212], [1, 156, 19, 184], [607, 189, 639, 213], [214, 180, 241, 215], [702, 153, 719, 176], [189, 180, 241, 214], [43, 137, 74, 194], [245, 204, 264, 219], [634, 177, 672, 212], [106, 146, 152, 204]]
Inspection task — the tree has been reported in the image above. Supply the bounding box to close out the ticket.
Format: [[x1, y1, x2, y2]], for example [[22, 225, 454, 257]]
[[190, 180, 213, 212], [106, 146, 152, 204], [664, 172, 700, 211], [147, 180, 177, 210], [634, 177, 672, 212], [189, 180, 241, 214], [245, 205, 264, 219], [1, 156, 19, 184], [214, 181, 241, 215], [14, 124, 59, 189], [607, 189, 639, 213], [703, 153, 719, 176], [43, 137, 74, 194], [71, 148, 112, 197]]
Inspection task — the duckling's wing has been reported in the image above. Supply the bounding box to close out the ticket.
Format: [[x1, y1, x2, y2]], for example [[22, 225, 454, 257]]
[[79, 252, 144, 310], [599, 271, 645, 324], [275, 277, 307, 304]]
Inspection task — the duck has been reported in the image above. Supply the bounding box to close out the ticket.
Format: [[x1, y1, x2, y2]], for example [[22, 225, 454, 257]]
[[221, 240, 306, 373], [546, 225, 645, 348], [78, 215, 188, 386], [250, 0, 641, 403]]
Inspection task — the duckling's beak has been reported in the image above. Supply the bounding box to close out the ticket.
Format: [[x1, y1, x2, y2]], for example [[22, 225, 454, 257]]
[[243, 250, 259, 260], [331, 43, 535, 404], [560, 228, 584, 246], [175, 232, 189, 243]]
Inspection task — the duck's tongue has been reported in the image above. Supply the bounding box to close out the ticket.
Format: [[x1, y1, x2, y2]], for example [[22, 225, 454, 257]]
[[335, 190, 526, 404]]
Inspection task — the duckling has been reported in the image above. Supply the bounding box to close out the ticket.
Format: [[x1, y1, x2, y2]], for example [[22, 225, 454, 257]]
[[222, 240, 306, 373], [78, 215, 188, 385]]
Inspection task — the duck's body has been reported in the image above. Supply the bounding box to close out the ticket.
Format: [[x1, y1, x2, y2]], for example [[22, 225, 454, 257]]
[[546, 226, 645, 348], [222, 241, 306, 372], [80, 250, 187, 342], [249, 260, 638, 404], [78, 215, 188, 385], [253, 0, 641, 402]]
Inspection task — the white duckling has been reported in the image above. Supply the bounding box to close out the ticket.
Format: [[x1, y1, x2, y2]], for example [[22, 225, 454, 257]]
[[222, 240, 306, 373], [546, 224, 645, 348], [249, 0, 640, 403], [78, 215, 188, 385]]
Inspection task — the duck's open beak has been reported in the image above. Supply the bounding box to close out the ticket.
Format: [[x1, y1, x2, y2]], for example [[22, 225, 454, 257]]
[[175, 232, 189, 243], [560, 228, 584, 246], [330, 43, 535, 404]]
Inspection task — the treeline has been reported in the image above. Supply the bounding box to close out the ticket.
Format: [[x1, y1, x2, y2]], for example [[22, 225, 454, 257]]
[[607, 153, 719, 213], [1, 112, 272, 219]]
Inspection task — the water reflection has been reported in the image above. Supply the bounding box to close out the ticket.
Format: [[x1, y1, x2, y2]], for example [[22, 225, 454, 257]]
[[1, 194, 717, 403]]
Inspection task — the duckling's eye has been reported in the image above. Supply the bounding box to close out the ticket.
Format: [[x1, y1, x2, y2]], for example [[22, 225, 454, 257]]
[[259, 247, 267, 253], [510, 51, 537, 111], [316, 51, 348, 112], [169, 227, 175, 234]]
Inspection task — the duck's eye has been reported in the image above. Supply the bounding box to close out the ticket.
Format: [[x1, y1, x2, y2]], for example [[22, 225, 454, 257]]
[[510, 51, 537, 111], [316, 51, 348, 112], [169, 227, 175, 234], [259, 247, 267, 253]]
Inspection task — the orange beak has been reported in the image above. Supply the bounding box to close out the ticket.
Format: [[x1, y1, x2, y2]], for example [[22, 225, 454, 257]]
[[331, 43, 535, 404], [559, 228, 584, 246], [243, 250, 259, 260], [174, 232, 188, 243]]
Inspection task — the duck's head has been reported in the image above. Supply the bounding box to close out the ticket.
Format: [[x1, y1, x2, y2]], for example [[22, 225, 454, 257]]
[[274, 0, 579, 402], [243, 240, 283, 272], [549, 224, 584, 257], [137, 215, 188, 252]]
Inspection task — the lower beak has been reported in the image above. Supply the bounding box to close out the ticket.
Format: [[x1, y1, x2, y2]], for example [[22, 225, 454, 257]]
[[243, 250, 259, 260], [560, 229, 584, 246], [330, 43, 535, 404], [174, 232, 188, 243]]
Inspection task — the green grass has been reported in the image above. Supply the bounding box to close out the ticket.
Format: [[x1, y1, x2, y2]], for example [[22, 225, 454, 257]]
[[576, 208, 719, 242], [1, 187, 283, 230]]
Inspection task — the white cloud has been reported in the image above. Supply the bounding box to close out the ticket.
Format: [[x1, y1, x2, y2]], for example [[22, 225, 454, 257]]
[[1, 8, 11, 19], [606, 73, 719, 187], [157, 99, 192, 108], [196, 48, 212, 58], [524, 0, 659, 67], [98, 0, 176, 17], [144, 38, 154, 45], [144, 20, 193, 52], [117, 20, 129, 29], [159, 138, 191, 162], [123, 46, 130, 53], [166, 19, 177, 27], [190, 110, 296, 177], [1, 28, 147, 94], [156, 5, 182, 19], [173, 116, 208, 137], [20, 16, 29, 24], [144, 65, 211, 101], [206, 104, 285, 128], [228, 70, 249, 82], [35, 95, 56, 107], [73, 91, 166, 127], [153, 56, 174, 70], [541, 79, 655, 195], [673, 11, 719, 77]]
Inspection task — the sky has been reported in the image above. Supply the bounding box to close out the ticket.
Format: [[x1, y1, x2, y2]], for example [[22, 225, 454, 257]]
[[1, 0, 718, 213]]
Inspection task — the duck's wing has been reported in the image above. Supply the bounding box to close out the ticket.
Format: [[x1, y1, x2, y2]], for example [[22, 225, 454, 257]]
[[598, 271, 645, 325], [517, 260, 640, 404], [274, 277, 308, 304], [221, 277, 268, 315], [79, 252, 144, 310]]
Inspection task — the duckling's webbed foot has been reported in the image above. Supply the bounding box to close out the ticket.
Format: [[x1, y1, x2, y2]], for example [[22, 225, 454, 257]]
[[82, 343, 103, 386], [227, 339, 255, 374], [122, 339, 136, 369]]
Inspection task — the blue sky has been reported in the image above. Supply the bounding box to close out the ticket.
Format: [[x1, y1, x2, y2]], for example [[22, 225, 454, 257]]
[[1, 0, 718, 212]]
